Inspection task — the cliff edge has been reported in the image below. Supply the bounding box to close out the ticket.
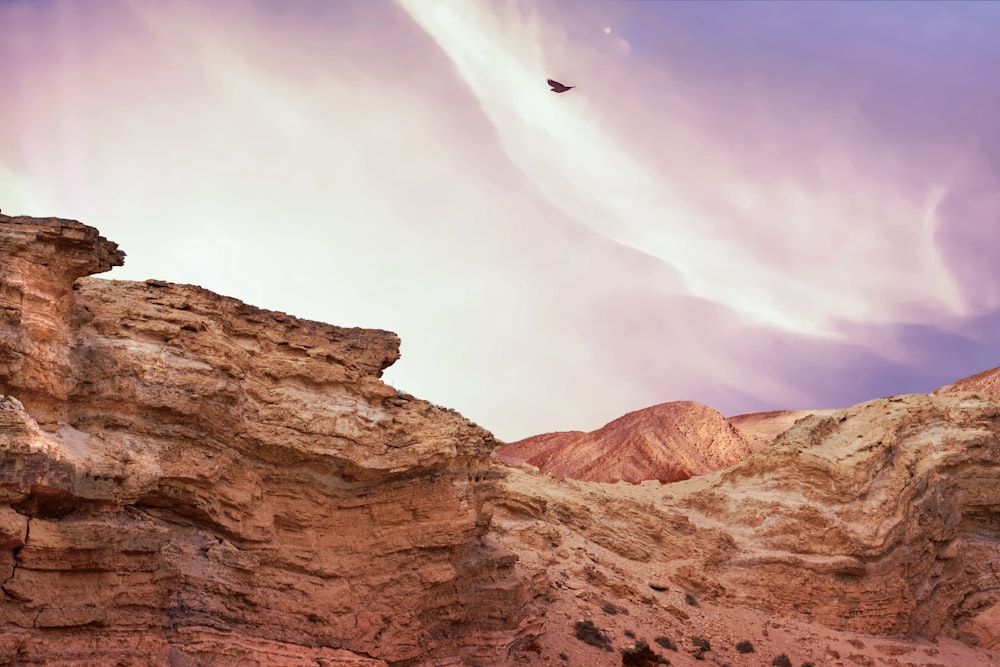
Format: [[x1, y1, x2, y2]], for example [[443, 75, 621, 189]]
[[0, 213, 540, 666]]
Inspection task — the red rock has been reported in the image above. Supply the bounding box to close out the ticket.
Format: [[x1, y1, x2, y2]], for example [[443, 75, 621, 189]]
[[498, 402, 824, 484], [934, 366, 1000, 394]]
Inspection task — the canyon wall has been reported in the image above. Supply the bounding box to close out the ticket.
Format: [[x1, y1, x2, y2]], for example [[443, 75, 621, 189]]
[[0, 214, 540, 666]]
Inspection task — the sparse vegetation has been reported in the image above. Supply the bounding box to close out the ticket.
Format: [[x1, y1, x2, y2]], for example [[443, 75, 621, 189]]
[[573, 619, 613, 652], [684, 593, 698, 606], [736, 640, 755, 654], [802, 662, 815, 667], [654, 636, 677, 651], [602, 602, 619, 615], [558, 652, 568, 661], [621, 640, 670, 666], [772, 654, 793, 667], [691, 637, 711, 651], [625, 629, 636, 638]]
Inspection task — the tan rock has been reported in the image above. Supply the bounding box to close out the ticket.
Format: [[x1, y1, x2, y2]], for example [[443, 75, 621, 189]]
[[494, 392, 1000, 664], [0, 213, 542, 665], [7, 211, 1000, 666]]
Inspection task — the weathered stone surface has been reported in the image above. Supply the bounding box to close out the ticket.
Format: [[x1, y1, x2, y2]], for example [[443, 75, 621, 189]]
[[7, 210, 1000, 666], [0, 214, 540, 666], [688, 393, 1000, 644], [493, 392, 1000, 663], [0, 214, 124, 419]]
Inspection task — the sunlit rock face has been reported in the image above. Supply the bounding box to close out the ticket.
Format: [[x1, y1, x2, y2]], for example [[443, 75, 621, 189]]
[[496, 401, 823, 484], [0, 213, 541, 666]]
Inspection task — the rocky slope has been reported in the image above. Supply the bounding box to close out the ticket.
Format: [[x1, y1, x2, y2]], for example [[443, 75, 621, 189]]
[[0, 214, 541, 666], [494, 392, 1000, 665], [497, 402, 827, 484], [935, 365, 1000, 394], [5, 211, 1000, 667]]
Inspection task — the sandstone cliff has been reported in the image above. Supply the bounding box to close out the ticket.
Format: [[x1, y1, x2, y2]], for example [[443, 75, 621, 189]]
[[497, 401, 825, 484], [0, 213, 540, 666]]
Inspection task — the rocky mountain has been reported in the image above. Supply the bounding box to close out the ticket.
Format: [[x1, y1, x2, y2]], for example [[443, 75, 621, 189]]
[[3, 211, 1000, 666], [0, 214, 540, 666], [498, 402, 830, 484]]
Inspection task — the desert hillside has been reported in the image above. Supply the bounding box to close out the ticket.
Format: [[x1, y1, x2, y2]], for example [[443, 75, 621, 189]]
[[498, 402, 833, 484], [2, 212, 999, 666]]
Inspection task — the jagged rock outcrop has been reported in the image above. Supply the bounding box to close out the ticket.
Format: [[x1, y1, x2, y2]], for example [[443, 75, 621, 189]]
[[0, 213, 540, 666], [493, 392, 1000, 663], [497, 401, 811, 484], [935, 365, 1000, 394]]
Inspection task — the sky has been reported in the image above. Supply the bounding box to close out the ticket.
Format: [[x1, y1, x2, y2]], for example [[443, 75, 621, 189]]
[[1, 0, 999, 441]]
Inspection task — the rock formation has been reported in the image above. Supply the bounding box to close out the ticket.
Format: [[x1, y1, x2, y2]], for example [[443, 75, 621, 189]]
[[497, 401, 826, 484], [4, 211, 1000, 666], [0, 213, 540, 666], [494, 392, 1000, 664]]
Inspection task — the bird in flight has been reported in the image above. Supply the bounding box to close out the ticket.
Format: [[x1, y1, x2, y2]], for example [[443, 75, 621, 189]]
[[547, 79, 575, 93]]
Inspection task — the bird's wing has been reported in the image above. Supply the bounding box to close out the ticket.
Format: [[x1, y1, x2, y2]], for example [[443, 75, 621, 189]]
[[547, 79, 563, 88]]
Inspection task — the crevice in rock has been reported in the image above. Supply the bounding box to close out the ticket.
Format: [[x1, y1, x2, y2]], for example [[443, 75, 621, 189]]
[[2, 516, 29, 600]]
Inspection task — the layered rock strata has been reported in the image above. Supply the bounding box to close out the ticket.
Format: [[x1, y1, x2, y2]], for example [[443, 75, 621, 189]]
[[494, 392, 1000, 658], [0, 213, 540, 666]]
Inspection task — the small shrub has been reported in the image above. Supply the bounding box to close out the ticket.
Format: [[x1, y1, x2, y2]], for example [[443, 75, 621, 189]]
[[684, 593, 698, 606], [574, 619, 612, 652], [736, 640, 755, 654], [691, 637, 711, 651], [654, 636, 677, 651], [621, 640, 669, 666], [602, 602, 619, 615], [625, 629, 636, 639], [558, 652, 568, 661], [802, 663, 815, 667], [772, 654, 793, 667]]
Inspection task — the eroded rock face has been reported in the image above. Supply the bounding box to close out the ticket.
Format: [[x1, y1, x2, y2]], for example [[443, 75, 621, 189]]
[[494, 392, 1000, 658], [0, 215, 124, 417], [497, 401, 797, 484], [688, 393, 1000, 644], [0, 213, 540, 666]]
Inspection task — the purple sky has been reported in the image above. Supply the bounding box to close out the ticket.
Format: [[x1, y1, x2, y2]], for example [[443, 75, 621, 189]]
[[1, 0, 998, 441]]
